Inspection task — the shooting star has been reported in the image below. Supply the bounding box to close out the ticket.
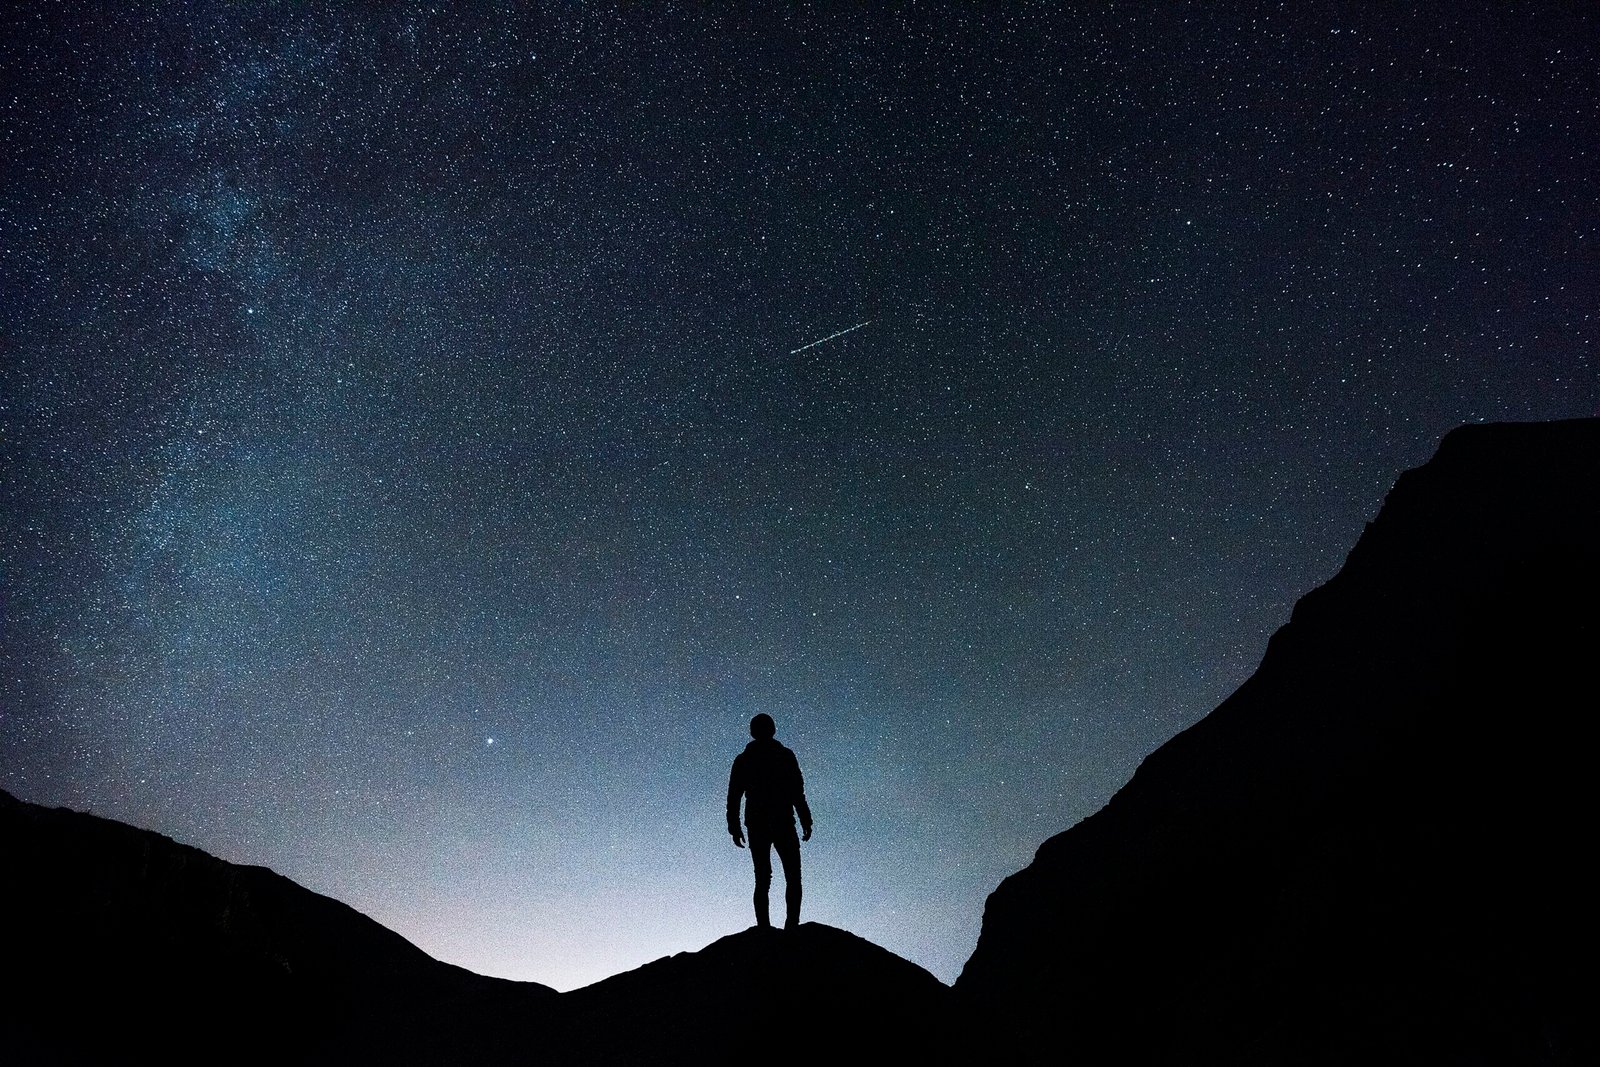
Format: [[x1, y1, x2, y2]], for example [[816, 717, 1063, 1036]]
[[790, 320, 872, 355]]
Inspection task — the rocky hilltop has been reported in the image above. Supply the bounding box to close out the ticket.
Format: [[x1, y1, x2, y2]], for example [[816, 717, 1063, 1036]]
[[554, 923, 949, 1063], [955, 418, 1598, 1064]]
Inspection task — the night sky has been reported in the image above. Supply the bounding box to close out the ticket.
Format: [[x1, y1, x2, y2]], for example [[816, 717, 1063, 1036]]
[[3, 4, 1595, 990]]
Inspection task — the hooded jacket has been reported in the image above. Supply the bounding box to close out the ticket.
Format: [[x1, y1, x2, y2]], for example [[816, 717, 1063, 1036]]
[[726, 737, 813, 836]]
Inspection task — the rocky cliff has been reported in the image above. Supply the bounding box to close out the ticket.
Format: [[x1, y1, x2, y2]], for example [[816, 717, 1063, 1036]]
[[953, 418, 1598, 1064]]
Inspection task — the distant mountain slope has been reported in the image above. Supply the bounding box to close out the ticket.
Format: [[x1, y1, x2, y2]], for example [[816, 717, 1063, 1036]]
[[0, 789, 556, 1064], [954, 418, 1599, 1064], [553, 923, 950, 1064]]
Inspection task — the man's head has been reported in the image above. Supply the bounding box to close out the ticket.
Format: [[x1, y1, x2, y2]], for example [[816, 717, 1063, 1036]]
[[749, 713, 776, 739]]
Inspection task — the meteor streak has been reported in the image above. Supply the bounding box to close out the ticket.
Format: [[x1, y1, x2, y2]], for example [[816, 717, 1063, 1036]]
[[790, 320, 871, 354]]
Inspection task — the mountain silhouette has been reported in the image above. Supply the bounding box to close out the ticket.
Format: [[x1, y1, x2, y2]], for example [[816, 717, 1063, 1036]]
[[954, 417, 1598, 1064], [6, 417, 1594, 1064], [0, 789, 556, 1064]]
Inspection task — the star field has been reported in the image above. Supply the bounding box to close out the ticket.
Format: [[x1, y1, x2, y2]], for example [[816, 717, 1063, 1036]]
[[3, 4, 1596, 989]]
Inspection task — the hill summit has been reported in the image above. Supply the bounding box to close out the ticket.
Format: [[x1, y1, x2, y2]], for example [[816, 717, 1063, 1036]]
[[553, 923, 949, 1063]]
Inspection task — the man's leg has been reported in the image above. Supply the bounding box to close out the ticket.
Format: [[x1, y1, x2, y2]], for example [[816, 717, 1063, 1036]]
[[749, 827, 773, 928], [773, 826, 802, 929]]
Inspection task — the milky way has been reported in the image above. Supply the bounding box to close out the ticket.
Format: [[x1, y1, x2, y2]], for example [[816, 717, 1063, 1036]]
[[3, 5, 1595, 988]]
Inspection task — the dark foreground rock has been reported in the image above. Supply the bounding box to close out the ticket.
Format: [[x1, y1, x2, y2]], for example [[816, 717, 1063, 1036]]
[[954, 418, 1599, 1065], [554, 923, 951, 1064]]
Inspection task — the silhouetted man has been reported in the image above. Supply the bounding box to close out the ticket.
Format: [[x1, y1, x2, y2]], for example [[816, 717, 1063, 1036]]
[[727, 713, 813, 930]]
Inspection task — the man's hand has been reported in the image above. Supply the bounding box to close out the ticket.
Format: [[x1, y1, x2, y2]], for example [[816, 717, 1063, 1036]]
[[731, 830, 745, 848], [802, 824, 813, 842]]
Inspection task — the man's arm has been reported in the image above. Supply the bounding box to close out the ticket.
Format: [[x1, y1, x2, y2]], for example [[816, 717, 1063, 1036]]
[[791, 750, 813, 841], [726, 755, 745, 847]]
